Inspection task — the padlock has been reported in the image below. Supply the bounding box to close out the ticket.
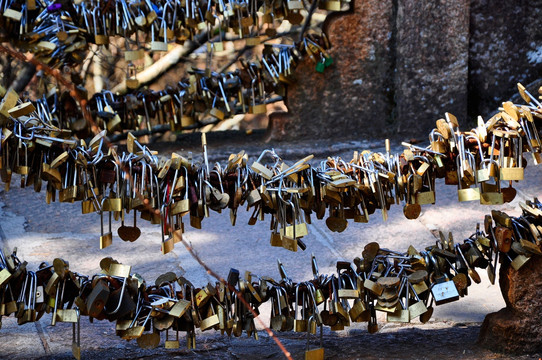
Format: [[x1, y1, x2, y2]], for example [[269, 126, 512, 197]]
[[431, 280, 460, 306], [200, 301, 220, 331], [165, 329, 180, 349], [72, 309, 81, 360], [304, 316, 324, 360], [99, 198, 113, 249], [125, 63, 140, 90], [294, 285, 308, 332], [86, 279, 110, 318]]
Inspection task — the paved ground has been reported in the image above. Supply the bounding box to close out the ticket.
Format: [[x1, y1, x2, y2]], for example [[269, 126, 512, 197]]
[[0, 136, 541, 359]]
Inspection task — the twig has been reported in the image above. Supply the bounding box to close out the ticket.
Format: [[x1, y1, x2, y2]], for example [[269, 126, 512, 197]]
[[298, 0, 319, 42], [81, 47, 97, 85], [93, 46, 105, 93]]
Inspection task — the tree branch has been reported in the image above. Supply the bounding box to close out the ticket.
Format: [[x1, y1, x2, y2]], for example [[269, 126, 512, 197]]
[[299, 0, 320, 42], [8, 62, 36, 93], [111, 31, 208, 94]]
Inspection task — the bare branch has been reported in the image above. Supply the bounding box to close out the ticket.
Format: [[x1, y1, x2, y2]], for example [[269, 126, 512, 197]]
[[8, 62, 36, 93], [111, 32, 208, 94]]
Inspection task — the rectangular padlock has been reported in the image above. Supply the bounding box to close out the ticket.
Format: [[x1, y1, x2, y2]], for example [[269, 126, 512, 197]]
[[337, 288, 359, 299], [511, 254, 530, 271], [387, 308, 410, 323], [249, 104, 267, 114], [169, 299, 191, 318], [431, 280, 459, 305], [499, 167, 524, 181], [8, 102, 35, 118], [56, 309, 78, 323], [281, 235, 298, 252], [324, 0, 341, 10], [108, 264, 131, 278], [0, 89, 19, 118], [100, 232, 113, 249], [280, 223, 308, 238], [0, 268, 11, 287], [161, 237, 174, 255], [37, 41, 56, 51], [408, 301, 428, 319], [150, 41, 168, 52], [251, 162, 274, 180], [287, 0, 304, 9], [200, 314, 219, 331], [125, 49, 144, 61], [3, 9, 22, 21], [363, 278, 383, 296], [120, 326, 144, 340]]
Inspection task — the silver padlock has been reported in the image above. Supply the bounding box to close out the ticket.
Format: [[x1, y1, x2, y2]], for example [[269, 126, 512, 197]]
[[431, 281, 459, 306], [36, 285, 44, 303]]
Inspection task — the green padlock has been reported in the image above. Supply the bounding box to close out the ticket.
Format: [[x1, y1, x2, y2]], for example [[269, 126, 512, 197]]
[[316, 61, 325, 73]]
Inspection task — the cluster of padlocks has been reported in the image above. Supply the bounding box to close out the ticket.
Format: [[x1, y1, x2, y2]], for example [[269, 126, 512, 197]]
[[0, 83, 541, 254], [0, 0, 343, 64], [0, 28, 333, 136], [1, 2, 541, 359], [1, 199, 541, 359], [0, 0, 339, 133], [0, 79, 541, 358]]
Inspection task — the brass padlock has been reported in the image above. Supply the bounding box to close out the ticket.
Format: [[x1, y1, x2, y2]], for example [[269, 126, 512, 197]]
[[294, 285, 308, 332], [99, 199, 113, 249], [304, 316, 324, 360], [407, 282, 428, 319], [251, 151, 275, 180], [164, 329, 180, 349], [200, 302, 220, 331], [150, 25, 168, 51], [337, 273, 359, 299], [429, 129, 447, 153], [72, 310, 81, 360], [8, 102, 35, 118], [367, 305, 379, 334], [349, 296, 368, 322], [281, 235, 298, 252], [510, 254, 530, 271], [125, 63, 140, 90]]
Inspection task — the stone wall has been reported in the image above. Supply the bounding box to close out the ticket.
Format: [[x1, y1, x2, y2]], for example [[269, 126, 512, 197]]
[[271, 0, 542, 140]]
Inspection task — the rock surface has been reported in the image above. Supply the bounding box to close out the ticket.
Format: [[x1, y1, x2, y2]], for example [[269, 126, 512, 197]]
[[274, 0, 542, 140], [478, 255, 542, 354], [284, 0, 395, 140], [394, 0, 470, 135], [468, 0, 542, 119]]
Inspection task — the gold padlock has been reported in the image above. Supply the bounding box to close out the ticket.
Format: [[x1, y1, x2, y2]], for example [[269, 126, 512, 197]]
[[304, 316, 324, 360], [8, 102, 35, 118]]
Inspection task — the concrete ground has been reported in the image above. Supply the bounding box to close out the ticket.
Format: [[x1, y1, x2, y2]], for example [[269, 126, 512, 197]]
[[0, 138, 541, 359]]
